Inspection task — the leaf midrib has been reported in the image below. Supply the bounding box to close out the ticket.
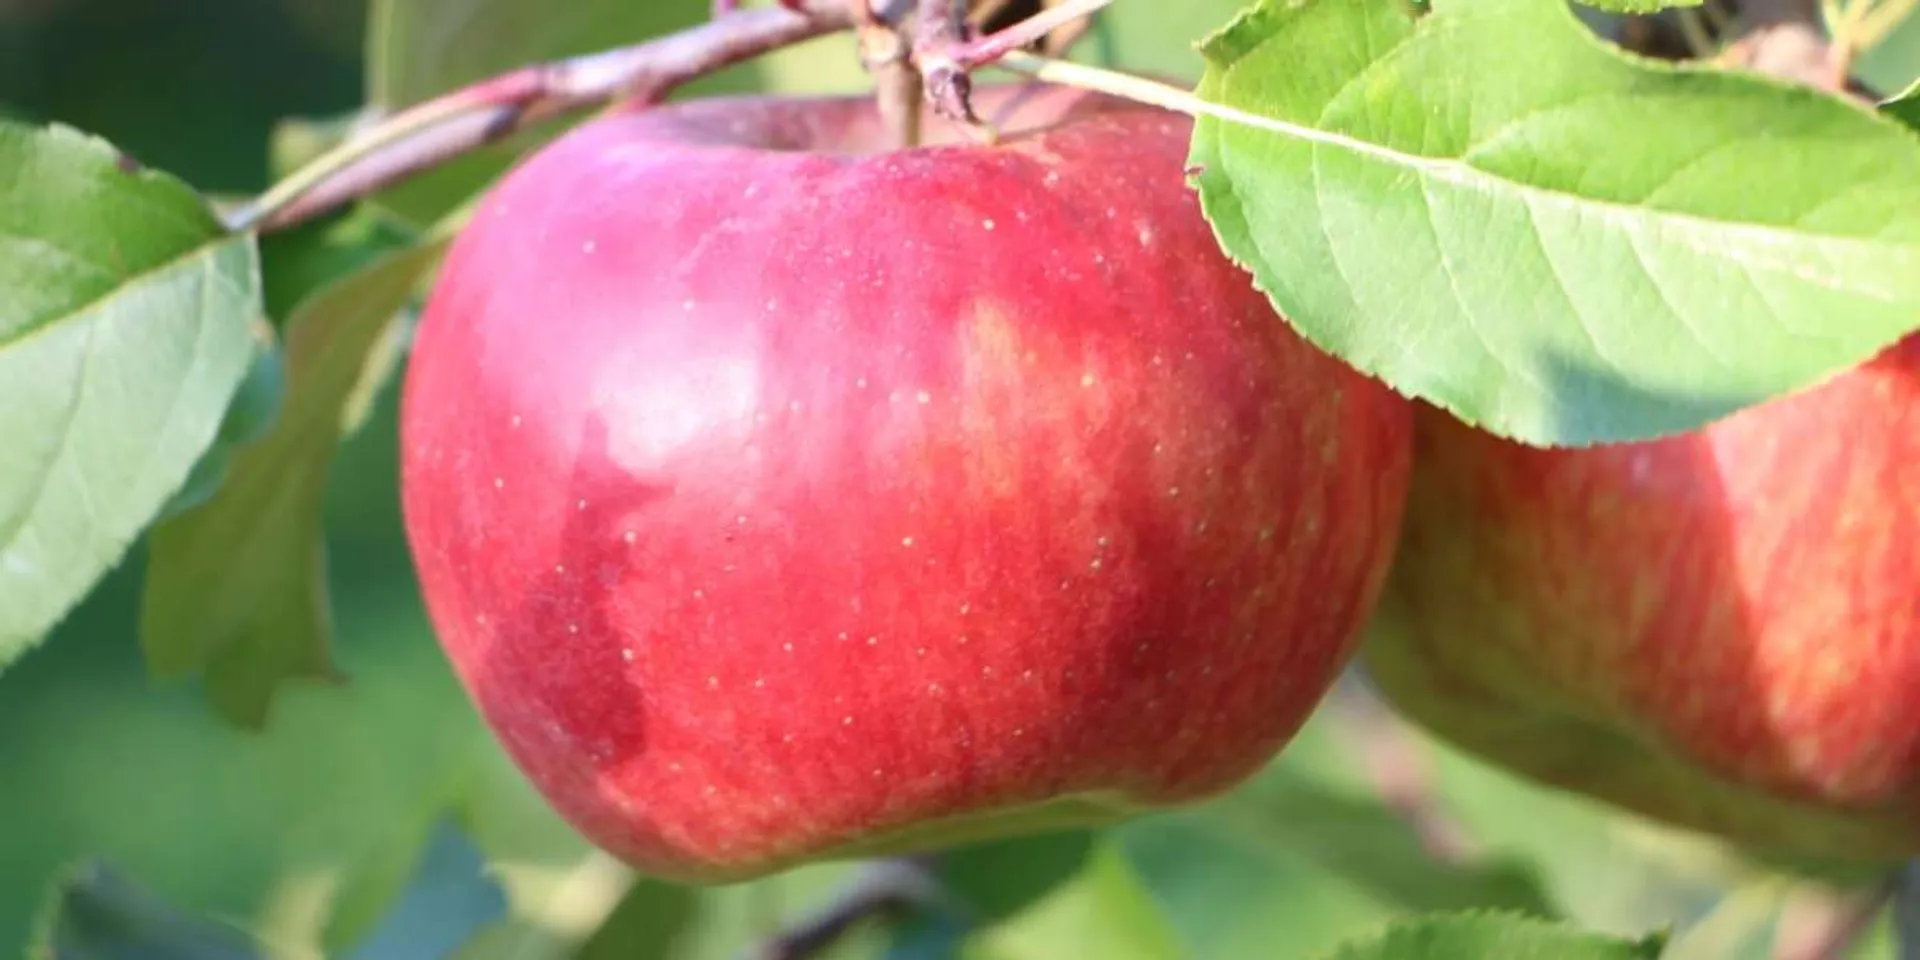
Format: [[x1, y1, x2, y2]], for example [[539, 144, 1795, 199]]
[[1196, 82, 1920, 283]]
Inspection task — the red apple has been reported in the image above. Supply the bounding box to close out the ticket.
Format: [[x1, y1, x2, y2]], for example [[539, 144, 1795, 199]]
[[398, 82, 1413, 882], [1364, 336, 1920, 862]]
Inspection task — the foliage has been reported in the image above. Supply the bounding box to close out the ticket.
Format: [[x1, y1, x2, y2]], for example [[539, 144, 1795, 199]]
[[3, 0, 1919, 957]]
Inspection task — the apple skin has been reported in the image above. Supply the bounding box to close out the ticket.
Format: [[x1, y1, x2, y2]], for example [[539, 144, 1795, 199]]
[[398, 83, 1413, 882], [1363, 335, 1920, 863]]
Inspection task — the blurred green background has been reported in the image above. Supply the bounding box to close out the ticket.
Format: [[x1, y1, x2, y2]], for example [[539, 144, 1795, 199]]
[[3, 0, 1919, 957]]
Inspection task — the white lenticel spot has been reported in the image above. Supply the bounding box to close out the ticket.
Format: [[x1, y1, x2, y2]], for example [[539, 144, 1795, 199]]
[[510, 415, 522, 428], [583, 240, 597, 253], [867, 636, 879, 646], [567, 623, 580, 635], [493, 477, 504, 489], [843, 716, 854, 725], [916, 390, 931, 404], [784, 643, 794, 652], [621, 648, 634, 662], [1080, 373, 1096, 388], [902, 536, 915, 547], [623, 531, 637, 544]]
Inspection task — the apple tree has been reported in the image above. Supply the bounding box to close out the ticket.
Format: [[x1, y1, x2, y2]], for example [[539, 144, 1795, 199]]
[[4, 0, 1920, 958]]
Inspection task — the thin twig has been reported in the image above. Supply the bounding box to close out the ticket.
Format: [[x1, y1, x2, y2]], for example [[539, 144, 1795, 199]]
[[914, 0, 1115, 123], [915, 0, 977, 122], [948, 0, 1113, 67], [745, 857, 946, 960], [1675, 9, 1721, 59], [229, 2, 857, 234], [1771, 877, 1898, 960], [1329, 673, 1478, 864]]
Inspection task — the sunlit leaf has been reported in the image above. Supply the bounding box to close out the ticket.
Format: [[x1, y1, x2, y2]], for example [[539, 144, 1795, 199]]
[[0, 121, 261, 670], [1190, 0, 1920, 445]]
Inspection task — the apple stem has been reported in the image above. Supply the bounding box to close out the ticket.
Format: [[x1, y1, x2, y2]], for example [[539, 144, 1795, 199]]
[[748, 857, 945, 960], [227, 2, 856, 234], [859, 3, 928, 149]]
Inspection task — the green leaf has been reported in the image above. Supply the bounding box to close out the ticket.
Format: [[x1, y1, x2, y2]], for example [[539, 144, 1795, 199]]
[[0, 121, 262, 670], [570, 877, 698, 960], [936, 831, 1099, 924], [343, 818, 509, 960], [33, 861, 267, 960], [1573, 0, 1700, 14], [1881, 78, 1920, 131], [1099, 702, 1558, 958], [1189, 0, 1920, 446], [1318, 911, 1666, 960], [1072, 0, 1261, 82], [963, 842, 1187, 960], [138, 235, 447, 727]]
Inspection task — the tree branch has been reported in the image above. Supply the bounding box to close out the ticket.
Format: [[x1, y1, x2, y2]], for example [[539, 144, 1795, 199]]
[[914, 0, 978, 122], [230, 2, 858, 234], [913, 0, 1114, 123], [948, 0, 1112, 68]]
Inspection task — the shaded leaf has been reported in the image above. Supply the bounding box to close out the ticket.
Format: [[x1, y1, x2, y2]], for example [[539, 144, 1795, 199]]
[[1190, 0, 1920, 446], [344, 818, 509, 960], [571, 876, 698, 960], [0, 120, 261, 670], [963, 842, 1185, 960], [935, 830, 1098, 924], [138, 235, 448, 727], [1319, 911, 1666, 959], [1881, 78, 1920, 131], [33, 861, 265, 960], [259, 206, 421, 322]]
